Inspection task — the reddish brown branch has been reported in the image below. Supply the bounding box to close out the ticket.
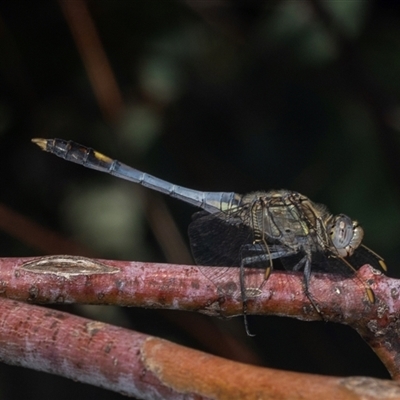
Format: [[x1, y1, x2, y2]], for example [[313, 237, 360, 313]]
[[58, 0, 124, 122], [0, 297, 398, 399], [0, 203, 94, 256], [0, 256, 398, 379]]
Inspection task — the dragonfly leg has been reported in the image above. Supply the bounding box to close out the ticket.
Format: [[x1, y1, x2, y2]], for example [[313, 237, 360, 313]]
[[239, 244, 293, 336], [240, 257, 255, 337], [301, 256, 322, 315], [240, 243, 291, 265]]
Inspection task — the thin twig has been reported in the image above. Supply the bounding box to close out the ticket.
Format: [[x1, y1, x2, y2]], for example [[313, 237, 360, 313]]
[[0, 204, 94, 256], [0, 297, 398, 399], [59, 0, 124, 122]]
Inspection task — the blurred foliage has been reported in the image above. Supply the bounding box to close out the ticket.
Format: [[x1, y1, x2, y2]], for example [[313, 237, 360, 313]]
[[0, 0, 399, 398]]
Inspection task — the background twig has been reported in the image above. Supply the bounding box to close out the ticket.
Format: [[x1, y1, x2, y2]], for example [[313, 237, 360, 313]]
[[0, 296, 398, 399]]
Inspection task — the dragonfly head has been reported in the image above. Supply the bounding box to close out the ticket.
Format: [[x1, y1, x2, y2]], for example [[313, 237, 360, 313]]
[[328, 214, 364, 257]]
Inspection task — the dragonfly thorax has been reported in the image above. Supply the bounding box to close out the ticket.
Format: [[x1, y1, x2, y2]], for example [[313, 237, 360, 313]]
[[242, 190, 364, 260], [244, 190, 327, 253]]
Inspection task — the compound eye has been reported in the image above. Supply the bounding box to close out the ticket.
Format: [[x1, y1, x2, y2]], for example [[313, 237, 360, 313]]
[[329, 214, 354, 254]]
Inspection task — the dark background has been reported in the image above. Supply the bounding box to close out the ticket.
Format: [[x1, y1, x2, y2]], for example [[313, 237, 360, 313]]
[[0, 0, 399, 398]]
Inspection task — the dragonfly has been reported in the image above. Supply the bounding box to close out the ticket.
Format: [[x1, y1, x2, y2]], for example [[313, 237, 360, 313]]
[[32, 138, 387, 335]]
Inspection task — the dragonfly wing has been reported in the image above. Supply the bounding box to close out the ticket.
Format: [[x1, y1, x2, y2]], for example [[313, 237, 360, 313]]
[[189, 209, 272, 296], [189, 210, 253, 267]]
